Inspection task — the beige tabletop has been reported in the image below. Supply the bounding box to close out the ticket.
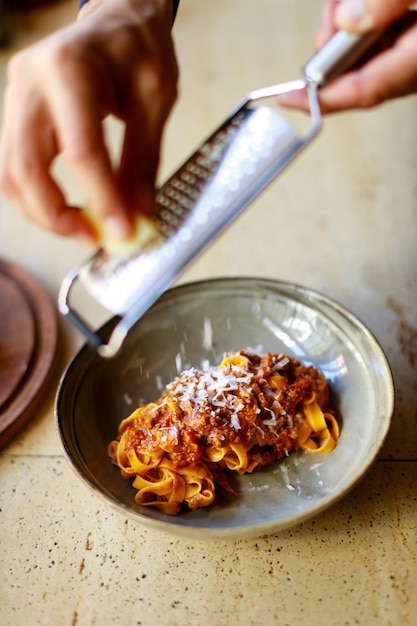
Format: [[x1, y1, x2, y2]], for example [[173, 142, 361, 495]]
[[1, 1, 416, 624]]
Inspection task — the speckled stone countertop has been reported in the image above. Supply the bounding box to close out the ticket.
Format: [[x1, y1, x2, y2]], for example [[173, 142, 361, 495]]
[[1, 1, 416, 625]]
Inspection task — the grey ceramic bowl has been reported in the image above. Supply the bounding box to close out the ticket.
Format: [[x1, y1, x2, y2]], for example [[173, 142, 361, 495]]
[[55, 277, 394, 538]]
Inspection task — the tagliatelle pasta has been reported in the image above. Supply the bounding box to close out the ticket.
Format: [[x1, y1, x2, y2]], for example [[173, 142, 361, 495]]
[[108, 350, 340, 515]]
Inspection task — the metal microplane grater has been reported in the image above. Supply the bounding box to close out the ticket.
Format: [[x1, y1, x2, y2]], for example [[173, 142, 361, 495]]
[[58, 29, 382, 358]]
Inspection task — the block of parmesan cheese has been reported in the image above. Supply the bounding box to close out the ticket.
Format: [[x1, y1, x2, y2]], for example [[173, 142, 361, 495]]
[[85, 209, 164, 255]]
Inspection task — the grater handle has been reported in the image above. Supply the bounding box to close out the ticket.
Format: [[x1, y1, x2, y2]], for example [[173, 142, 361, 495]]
[[58, 264, 144, 357], [303, 29, 381, 86], [58, 266, 106, 350]]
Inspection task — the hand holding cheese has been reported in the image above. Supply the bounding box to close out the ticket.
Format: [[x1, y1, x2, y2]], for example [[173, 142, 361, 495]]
[[0, 0, 178, 247]]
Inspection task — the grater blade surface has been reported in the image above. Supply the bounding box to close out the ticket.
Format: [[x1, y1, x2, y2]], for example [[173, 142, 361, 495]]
[[81, 100, 310, 317]]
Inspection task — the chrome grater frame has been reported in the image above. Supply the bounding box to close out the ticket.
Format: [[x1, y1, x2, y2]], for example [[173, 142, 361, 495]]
[[59, 29, 385, 358]]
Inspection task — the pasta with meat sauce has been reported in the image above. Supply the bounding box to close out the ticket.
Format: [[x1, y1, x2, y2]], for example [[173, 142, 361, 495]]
[[108, 350, 339, 515]]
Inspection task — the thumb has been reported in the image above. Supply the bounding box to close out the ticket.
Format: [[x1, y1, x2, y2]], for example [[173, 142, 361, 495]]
[[335, 0, 415, 33]]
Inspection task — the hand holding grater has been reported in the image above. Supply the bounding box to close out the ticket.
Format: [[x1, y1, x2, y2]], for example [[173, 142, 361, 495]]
[[58, 27, 391, 358]]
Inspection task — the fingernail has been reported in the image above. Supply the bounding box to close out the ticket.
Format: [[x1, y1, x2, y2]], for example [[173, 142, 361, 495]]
[[335, 0, 373, 31], [103, 216, 132, 240]]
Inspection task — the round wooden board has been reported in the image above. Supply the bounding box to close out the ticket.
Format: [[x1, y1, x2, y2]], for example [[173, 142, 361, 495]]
[[0, 259, 58, 449], [0, 273, 36, 408]]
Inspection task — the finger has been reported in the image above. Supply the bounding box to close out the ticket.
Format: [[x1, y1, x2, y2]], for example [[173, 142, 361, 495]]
[[0, 70, 93, 241], [117, 58, 177, 217], [118, 124, 159, 220], [335, 0, 415, 33], [42, 41, 134, 241], [0, 138, 96, 243]]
